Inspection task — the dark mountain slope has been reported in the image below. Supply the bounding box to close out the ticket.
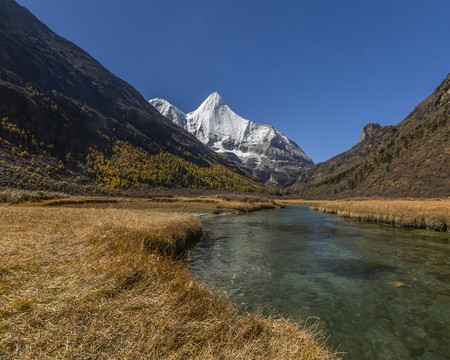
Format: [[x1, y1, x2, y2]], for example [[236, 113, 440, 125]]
[[290, 74, 449, 198], [0, 0, 267, 193]]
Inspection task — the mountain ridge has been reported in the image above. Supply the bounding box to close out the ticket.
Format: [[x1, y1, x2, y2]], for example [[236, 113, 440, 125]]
[[150, 93, 314, 187], [0, 0, 268, 194], [289, 73, 450, 198]]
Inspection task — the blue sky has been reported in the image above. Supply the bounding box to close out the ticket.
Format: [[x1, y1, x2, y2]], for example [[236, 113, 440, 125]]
[[17, 0, 449, 163]]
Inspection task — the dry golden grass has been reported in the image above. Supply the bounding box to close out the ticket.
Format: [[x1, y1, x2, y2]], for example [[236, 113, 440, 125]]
[[0, 189, 281, 214], [148, 197, 280, 213], [287, 199, 450, 232], [35, 198, 119, 206], [0, 205, 338, 360], [31, 196, 281, 215]]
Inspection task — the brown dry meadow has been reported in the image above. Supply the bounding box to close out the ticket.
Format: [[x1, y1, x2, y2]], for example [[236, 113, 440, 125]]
[[283, 199, 450, 232], [0, 204, 338, 360]]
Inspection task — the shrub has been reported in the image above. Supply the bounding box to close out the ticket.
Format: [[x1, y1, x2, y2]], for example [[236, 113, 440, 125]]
[[0, 189, 67, 204]]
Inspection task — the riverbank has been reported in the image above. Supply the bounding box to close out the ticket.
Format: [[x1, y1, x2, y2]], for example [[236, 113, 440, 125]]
[[0, 203, 338, 359], [283, 199, 449, 232]]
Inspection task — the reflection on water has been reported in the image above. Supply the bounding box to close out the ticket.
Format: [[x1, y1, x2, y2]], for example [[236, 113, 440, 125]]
[[186, 206, 450, 360]]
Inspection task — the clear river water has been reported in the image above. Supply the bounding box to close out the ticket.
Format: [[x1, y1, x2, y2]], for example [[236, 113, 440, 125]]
[[186, 205, 450, 360]]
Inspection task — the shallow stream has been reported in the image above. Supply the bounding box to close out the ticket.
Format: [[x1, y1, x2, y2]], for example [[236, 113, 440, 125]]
[[187, 205, 450, 360]]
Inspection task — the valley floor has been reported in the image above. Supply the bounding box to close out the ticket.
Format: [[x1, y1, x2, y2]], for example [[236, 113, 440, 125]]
[[0, 196, 338, 360]]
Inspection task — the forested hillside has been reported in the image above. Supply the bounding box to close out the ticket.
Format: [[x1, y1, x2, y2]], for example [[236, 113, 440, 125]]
[[0, 0, 268, 194], [290, 74, 449, 198]]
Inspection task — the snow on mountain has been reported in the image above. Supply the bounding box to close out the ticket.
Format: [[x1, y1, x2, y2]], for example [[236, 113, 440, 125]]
[[149, 92, 313, 186], [149, 98, 188, 129]]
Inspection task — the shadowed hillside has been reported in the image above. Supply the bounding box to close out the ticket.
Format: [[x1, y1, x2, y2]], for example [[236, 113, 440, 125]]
[[290, 74, 449, 198], [0, 0, 267, 194]]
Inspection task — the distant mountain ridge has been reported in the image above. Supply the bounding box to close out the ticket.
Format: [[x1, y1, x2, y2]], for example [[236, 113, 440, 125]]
[[290, 74, 450, 198], [150, 93, 313, 187], [0, 0, 267, 193]]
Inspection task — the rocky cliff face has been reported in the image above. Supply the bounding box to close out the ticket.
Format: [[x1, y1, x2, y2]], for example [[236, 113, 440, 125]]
[[290, 74, 450, 199], [150, 93, 314, 187], [358, 123, 382, 143]]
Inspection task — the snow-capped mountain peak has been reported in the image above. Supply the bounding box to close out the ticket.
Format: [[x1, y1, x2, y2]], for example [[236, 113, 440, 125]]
[[150, 98, 187, 128], [149, 93, 314, 186], [197, 91, 226, 111]]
